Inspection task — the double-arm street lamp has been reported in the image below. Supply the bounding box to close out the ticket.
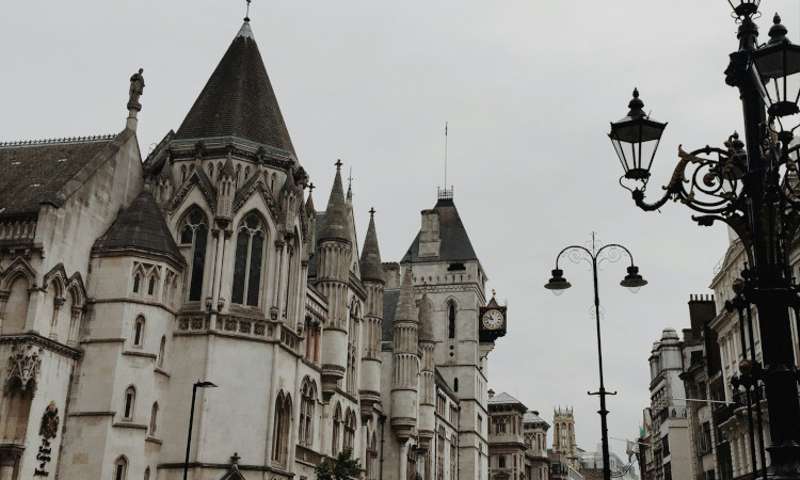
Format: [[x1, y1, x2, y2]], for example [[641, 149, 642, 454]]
[[184, 380, 218, 480], [545, 234, 647, 480], [607, 1, 800, 477]]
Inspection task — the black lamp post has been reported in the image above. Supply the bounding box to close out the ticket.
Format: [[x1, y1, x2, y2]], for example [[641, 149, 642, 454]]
[[608, 3, 800, 478], [545, 234, 647, 480], [184, 380, 218, 480]]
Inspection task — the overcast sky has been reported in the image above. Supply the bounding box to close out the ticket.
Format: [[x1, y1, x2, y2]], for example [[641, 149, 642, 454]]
[[4, 0, 800, 463]]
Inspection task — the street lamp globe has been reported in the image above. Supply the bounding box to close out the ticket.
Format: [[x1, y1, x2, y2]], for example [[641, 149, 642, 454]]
[[753, 14, 800, 119], [620, 266, 648, 294], [544, 269, 571, 295], [608, 89, 668, 186]]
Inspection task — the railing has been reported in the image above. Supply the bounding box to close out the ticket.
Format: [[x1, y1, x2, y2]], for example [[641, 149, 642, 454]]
[[0, 218, 36, 243]]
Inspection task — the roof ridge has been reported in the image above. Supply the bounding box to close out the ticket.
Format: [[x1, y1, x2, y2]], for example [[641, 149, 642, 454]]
[[0, 134, 117, 149]]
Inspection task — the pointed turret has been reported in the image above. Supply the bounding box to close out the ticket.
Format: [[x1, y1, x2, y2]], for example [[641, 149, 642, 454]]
[[360, 209, 384, 283], [319, 161, 350, 243], [175, 19, 295, 155], [393, 267, 417, 325], [359, 208, 385, 416]]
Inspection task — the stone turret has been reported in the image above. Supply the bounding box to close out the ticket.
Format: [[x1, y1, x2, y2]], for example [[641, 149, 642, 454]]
[[417, 293, 436, 449], [317, 162, 352, 394], [390, 267, 420, 441], [359, 208, 384, 417]]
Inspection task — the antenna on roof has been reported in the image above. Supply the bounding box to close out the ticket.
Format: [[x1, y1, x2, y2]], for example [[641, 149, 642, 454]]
[[244, 0, 252, 22], [438, 122, 453, 201]]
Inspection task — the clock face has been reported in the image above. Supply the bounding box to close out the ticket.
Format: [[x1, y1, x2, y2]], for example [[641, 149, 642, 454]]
[[482, 309, 504, 330]]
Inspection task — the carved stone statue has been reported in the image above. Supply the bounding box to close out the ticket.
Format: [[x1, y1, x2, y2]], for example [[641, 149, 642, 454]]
[[127, 68, 145, 112], [6, 342, 42, 392]]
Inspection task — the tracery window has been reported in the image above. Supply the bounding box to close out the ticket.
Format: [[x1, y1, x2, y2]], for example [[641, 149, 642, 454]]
[[123, 386, 136, 420], [114, 456, 128, 480], [271, 392, 292, 466], [133, 316, 145, 347], [299, 378, 316, 446], [448, 302, 457, 339], [179, 207, 209, 302], [332, 402, 342, 455], [344, 408, 356, 452], [231, 212, 266, 306]]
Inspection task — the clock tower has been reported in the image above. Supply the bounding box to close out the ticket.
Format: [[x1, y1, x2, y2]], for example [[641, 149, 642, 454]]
[[479, 292, 507, 342]]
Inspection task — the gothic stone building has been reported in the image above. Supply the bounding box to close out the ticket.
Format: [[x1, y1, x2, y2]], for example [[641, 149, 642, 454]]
[[0, 17, 508, 480]]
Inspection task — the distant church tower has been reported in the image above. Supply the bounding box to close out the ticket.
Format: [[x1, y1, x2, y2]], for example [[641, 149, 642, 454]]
[[553, 407, 578, 469]]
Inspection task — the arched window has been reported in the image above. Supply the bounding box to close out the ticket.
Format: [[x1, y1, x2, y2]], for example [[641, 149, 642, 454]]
[[344, 409, 356, 452], [144, 467, 151, 480], [299, 378, 316, 446], [3, 275, 30, 335], [448, 302, 457, 339], [332, 402, 342, 455], [123, 386, 136, 420], [454, 377, 459, 393], [179, 207, 209, 302], [157, 336, 166, 368], [149, 402, 159, 435], [271, 392, 292, 466], [133, 272, 142, 294], [133, 316, 145, 347], [231, 212, 266, 306], [147, 275, 156, 295], [114, 456, 128, 480]]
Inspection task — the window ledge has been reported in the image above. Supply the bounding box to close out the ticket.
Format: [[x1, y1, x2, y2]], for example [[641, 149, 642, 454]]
[[145, 435, 163, 445], [113, 421, 148, 431]]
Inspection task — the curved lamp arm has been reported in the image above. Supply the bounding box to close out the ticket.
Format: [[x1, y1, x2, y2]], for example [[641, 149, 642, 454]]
[[554, 245, 594, 269]]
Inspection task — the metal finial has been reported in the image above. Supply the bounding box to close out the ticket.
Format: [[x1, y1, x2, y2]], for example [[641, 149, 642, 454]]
[[335, 159, 343, 170], [244, 0, 251, 22], [308, 182, 315, 194], [369, 207, 376, 217]]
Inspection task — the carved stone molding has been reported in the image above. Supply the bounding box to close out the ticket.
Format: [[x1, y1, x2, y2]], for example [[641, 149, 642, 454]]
[[5, 342, 42, 393]]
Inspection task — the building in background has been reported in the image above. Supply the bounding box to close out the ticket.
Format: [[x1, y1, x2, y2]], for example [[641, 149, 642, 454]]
[[0, 15, 509, 480], [552, 407, 579, 471], [522, 410, 550, 480], [645, 328, 692, 480], [578, 447, 639, 480]]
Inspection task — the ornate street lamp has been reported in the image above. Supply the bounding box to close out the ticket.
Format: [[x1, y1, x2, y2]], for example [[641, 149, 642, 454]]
[[608, 89, 668, 184], [544, 234, 647, 480], [608, 2, 800, 477], [753, 14, 800, 118], [184, 380, 218, 480]]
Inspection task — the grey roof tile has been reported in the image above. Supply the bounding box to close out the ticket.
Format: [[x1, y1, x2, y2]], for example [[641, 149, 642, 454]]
[[401, 198, 478, 263]]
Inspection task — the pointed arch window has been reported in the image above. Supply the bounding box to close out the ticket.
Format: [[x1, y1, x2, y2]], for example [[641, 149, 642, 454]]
[[133, 316, 145, 347], [149, 402, 159, 435], [147, 275, 156, 295], [332, 402, 342, 455], [454, 377, 459, 393], [344, 409, 356, 452], [157, 336, 166, 368], [133, 272, 142, 294], [144, 467, 151, 480], [299, 378, 316, 446], [448, 302, 457, 339], [271, 392, 292, 466], [114, 456, 128, 480], [232, 212, 266, 306], [123, 386, 136, 420], [179, 207, 209, 302]]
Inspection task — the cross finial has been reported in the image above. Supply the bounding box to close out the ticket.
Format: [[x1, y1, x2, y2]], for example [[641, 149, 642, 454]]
[[308, 182, 315, 194], [231, 452, 241, 465], [335, 159, 343, 170], [244, 0, 251, 22], [492, 288, 496, 298], [347, 166, 354, 195], [369, 207, 376, 217]]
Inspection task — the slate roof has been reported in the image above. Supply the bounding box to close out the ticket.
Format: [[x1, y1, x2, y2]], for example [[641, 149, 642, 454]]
[[488, 391, 525, 406], [319, 166, 349, 242], [0, 135, 118, 217], [401, 197, 478, 263], [93, 191, 185, 266], [175, 21, 295, 154], [523, 410, 550, 427]]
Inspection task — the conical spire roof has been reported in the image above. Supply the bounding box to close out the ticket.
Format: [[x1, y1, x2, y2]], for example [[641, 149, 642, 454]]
[[393, 267, 417, 324], [319, 162, 350, 242], [175, 20, 295, 154], [360, 209, 384, 283], [93, 191, 185, 265]]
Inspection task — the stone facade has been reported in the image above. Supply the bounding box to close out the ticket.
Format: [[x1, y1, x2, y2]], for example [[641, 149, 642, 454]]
[[486, 391, 550, 480], [0, 17, 507, 480]]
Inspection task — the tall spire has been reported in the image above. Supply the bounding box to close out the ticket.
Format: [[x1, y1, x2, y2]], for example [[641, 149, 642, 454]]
[[319, 160, 350, 242], [175, 17, 295, 154], [360, 208, 384, 283], [394, 266, 417, 324]]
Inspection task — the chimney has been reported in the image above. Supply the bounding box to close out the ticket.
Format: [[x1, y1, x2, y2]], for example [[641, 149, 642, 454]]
[[688, 294, 716, 333], [418, 209, 440, 258]]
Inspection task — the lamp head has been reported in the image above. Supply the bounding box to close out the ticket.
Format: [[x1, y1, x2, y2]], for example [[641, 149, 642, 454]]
[[620, 265, 648, 293], [545, 269, 571, 295]]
